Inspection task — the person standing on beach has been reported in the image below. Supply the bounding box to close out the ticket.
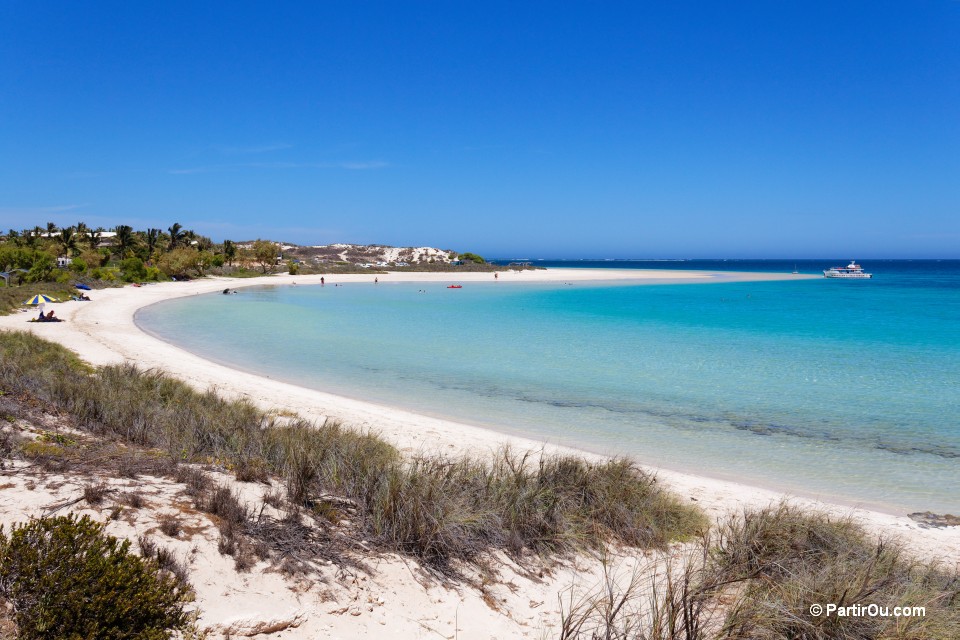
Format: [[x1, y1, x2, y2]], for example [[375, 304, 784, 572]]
[[494, 272, 498, 280], [321, 277, 325, 286]]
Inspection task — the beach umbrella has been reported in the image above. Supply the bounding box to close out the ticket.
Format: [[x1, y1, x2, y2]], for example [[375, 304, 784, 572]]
[[23, 294, 58, 305], [75, 283, 92, 291]]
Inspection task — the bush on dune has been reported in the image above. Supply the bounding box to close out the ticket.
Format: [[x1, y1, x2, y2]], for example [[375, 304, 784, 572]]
[[0, 514, 191, 640]]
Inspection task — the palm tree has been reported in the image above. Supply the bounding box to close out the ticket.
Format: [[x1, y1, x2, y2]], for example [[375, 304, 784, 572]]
[[223, 240, 236, 266], [167, 223, 184, 250], [114, 225, 134, 259], [59, 227, 78, 257], [195, 235, 213, 251], [87, 227, 104, 249], [45, 222, 59, 237], [25, 226, 42, 248], [146, 228, 161, 256], [7, 229, 20, 247], [75, 221, 89, 251]]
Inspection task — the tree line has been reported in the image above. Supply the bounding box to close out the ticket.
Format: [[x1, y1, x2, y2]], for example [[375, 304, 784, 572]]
[[1, 221, 281, 283]]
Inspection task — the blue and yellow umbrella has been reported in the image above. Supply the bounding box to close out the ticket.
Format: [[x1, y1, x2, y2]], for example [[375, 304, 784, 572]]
[[23, 294, 59, 306]]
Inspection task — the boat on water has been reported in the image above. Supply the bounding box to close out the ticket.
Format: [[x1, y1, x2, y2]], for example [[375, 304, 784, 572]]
[[823, 261, 872, 279], [447, 285, 463, 289]]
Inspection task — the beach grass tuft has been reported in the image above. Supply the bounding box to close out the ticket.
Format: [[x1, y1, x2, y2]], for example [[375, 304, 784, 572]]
[[366, 449, 706, 569], [559, 505, 960, 639], [706, 503, 960, 639], [82, 482, 109, 505], [122, 491, 146, 509], [557, 548, 716, 640], [157, 514, 182, 538]]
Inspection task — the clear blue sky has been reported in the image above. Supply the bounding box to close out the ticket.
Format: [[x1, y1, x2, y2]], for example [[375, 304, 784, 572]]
[[1, 1, 957, 258]]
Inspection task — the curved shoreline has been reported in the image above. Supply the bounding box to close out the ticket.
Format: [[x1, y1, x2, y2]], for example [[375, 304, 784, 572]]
[[2, 268, 958, 562]]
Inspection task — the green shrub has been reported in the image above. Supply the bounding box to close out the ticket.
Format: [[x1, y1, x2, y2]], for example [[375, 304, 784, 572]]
[[79, 249, 107, 268], [459, 252, 485, 264], [69, 258, 87, 274], [89, 267, 118, 282], [25, 253, 55, 282], [121, 257, 148, 282], [0, 246, 43, 272], [0, 514, 191, 639], [157, 247, 199, 279], [288, 261, 300, 275]]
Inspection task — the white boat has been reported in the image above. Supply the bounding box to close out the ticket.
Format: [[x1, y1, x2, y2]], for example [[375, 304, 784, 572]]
[[823, 261, 872, 279]]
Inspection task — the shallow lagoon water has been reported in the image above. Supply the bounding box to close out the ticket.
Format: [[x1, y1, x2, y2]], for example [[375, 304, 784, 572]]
[[138, 263, 960, 513]]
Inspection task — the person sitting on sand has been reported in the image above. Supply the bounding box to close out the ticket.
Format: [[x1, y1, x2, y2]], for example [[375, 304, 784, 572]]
[[37, 310, 45, 321], [47, 310, 55, 321]]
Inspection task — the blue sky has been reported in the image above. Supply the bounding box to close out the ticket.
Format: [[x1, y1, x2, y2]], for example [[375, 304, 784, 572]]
[[1, 1, 957, 258]]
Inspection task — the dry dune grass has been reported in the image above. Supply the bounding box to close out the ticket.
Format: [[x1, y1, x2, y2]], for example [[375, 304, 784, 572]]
[[558, 504, 960, 639], [0, 330, 704, 576]]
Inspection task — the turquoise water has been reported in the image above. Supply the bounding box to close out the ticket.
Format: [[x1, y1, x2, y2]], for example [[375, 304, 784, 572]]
[[137, 263, 960, 513]]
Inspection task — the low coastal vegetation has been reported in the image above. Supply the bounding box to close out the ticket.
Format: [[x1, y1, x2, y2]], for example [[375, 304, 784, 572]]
[[709, 505, 960, 638], [0, 283, 79, 316], [0, 221, 517, 314], [0, 331, 704, 636], [560, 505, 960, 638], [2, 331, 957, 638], [0, 330, 704, 565], [0, 514, 194, 639]]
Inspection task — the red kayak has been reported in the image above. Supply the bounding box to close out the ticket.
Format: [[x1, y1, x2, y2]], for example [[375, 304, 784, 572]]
[[447, 285, 462, 289]]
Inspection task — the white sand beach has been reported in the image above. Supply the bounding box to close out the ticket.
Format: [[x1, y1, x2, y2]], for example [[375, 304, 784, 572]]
[[2, 267, 958, 638]]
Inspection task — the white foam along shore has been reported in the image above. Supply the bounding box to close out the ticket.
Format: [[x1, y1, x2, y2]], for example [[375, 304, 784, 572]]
[[2, 267, 958, 566]]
